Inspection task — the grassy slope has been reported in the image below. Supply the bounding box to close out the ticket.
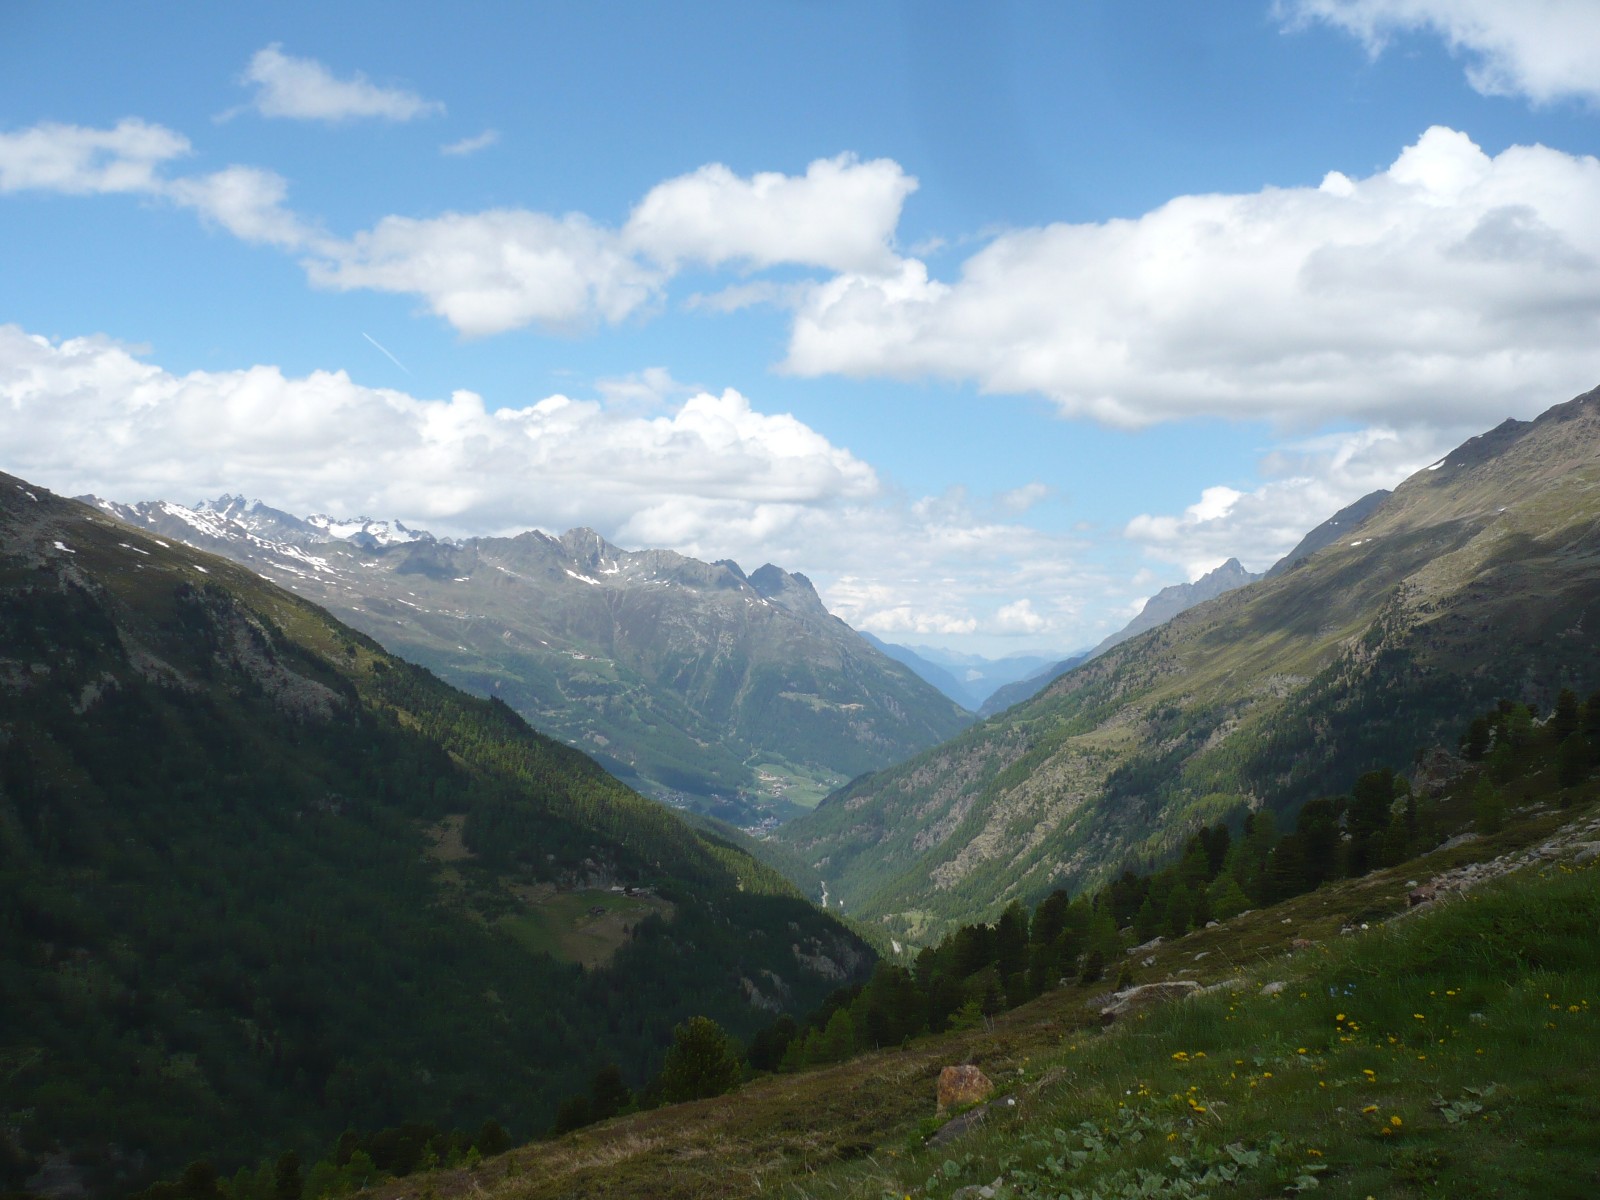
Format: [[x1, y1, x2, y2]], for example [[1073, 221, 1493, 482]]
[[777, 387, 1600, 940], [361, 786, 1600, 1200]]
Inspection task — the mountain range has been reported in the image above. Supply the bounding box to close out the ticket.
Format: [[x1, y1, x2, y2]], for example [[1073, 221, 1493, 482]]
[[774, 384, 1600, 942], [857, 634, 1066, 711], [974, 557, 1259, 718], [86, 497, 971, 829], [0, 476, 871, 1194]]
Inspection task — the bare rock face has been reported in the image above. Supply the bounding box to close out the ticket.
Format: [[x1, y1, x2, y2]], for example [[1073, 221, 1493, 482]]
[[1097, 979, 1201, 1024], [937, 1064, 994, 1114]]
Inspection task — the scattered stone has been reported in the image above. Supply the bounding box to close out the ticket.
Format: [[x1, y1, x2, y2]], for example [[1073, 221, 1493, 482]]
[[1126, 935, 1164, 956], [1141, 955, 1158, 968], [1260, 981, 1287, 996], [1408, 886, 1436, 907], [929, 1097, 1016, 1149], [937, 1065, 994, 1114], [1204, 920, 1220, 929], [1098, 980, 1201, 1024], [951, 1176, 1005, 1199], [1192, 950, 1210, 961], [1574, 843, 1600, 865], [1411, 746, 1464, 795], [1195, 978, 1246, 996]]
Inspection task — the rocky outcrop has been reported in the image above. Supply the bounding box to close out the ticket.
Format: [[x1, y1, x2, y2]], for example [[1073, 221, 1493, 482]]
[[936, 1064, 994, 1114]]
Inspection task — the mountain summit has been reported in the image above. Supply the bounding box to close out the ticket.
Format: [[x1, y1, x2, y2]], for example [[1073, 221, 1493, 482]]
[[90, 498, 970, 826]]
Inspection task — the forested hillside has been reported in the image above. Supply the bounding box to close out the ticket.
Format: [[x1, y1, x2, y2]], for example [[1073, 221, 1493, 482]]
[[91, 500, 971, 824], [0, 476, 871, 1198], [777, 385, 1600, 941]]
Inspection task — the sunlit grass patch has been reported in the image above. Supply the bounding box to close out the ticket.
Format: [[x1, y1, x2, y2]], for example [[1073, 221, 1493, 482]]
[[791, 861, 1600, 1199]]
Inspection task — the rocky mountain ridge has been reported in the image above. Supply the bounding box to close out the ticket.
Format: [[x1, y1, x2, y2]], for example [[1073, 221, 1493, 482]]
[[88, 495, 970, 827], [775, 384, 1600, 942]]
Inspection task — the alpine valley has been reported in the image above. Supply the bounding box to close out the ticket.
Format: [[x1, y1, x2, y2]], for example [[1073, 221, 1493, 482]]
[[84, 498, 972, 829], [0, 478, 872, 1195], [775, 385, 1600, 942]]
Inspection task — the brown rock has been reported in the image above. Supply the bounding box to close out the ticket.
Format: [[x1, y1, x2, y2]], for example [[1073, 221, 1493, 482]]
[[1097, 979, 1200, 1024], [936, 1064, 994, 1113]]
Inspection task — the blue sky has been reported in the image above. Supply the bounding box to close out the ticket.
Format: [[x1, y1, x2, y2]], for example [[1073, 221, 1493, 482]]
[[3, 1, 1600, 653]]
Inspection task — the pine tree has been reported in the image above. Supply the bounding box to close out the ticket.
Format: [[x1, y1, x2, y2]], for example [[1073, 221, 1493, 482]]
[[589, 1063, 632, 1122], [1473, 775, 1506, 835], [273, 1153, 302, 1200], [655, 1016, 743, 1102], [1163, 882, 1194, 938], [1558, 733, 1590, 790]]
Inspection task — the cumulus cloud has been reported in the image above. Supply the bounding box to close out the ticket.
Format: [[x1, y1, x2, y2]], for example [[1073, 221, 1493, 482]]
[[0, 325, 1095, 649], [166, 165, 315, 249], [0, 118, 315, 250], [997, 482, 1050, 513], [786, 127, 1600, 432], [624, 154, 916, 273], [0, 119, 916, 337], [1282, 0, 1600, 105], [235, 44, 443, 122], [1123, 424, 1456, 578], [993, 598, 1047, 634], [0, 118, 191, 194], [306, 155, 916, 335], [441, 129, 499, 157], [0, 325, 874, 530], [306, 210, 664, 336]]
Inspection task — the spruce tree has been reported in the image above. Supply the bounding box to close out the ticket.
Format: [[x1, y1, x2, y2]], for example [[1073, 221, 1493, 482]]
[[655, 1016, 743, 1102]]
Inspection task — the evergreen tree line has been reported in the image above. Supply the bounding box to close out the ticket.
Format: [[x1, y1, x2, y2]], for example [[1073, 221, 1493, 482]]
[[0, 573, 869, 1199], [739, 688, 1600, 1078], [118, 683, 1597, 1194]]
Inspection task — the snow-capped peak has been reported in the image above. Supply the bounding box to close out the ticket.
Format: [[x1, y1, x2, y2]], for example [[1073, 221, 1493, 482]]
[[304, 514, 432, 547]]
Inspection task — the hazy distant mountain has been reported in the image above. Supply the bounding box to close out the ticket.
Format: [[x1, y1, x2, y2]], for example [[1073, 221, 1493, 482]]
[[89, 497, 970, 828], [1089, 557, 1260, 658], [857, 634, 1063, 711], [974, 650, 1091, 718], [777, 384, 1600, 941], [975, 559, 1257, 718]]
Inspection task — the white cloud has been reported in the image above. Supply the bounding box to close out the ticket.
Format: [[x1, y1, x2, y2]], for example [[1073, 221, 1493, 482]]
[[0, 325, 1096, 652], [993, 598, 1047, 634], [237, 44, 443, 122], [624, 154, 916, 273], [997, 482, 1050, 513], [441, 129, 499, 157], [786, 127, 1600, 432], [306, 209, 663, 336], [0, 325, 873, 530], [1282, 0, 1600, 105], [166, 165, 314, 249], [0, 119, 314, 251], [307, 156, 916, 336], [0, 118, 190, 194], [1123, 424, 1455, 578], [1, 121, 920, 338]]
